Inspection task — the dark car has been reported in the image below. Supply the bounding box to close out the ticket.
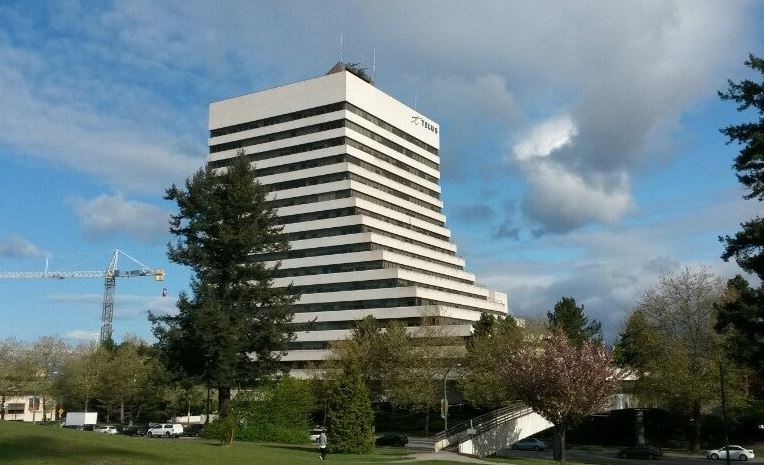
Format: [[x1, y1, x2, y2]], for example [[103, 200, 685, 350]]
[[375, 433, 408, 447], [121, 424, 148, 436], [511, 437, 546, 451], [618, 444, 663, 459], [183, 424, 204, 437]]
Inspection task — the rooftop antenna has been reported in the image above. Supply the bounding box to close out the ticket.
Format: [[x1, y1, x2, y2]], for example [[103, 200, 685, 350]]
[[414, 95, 418, 111], [372, 47, 376, 82], [340, 33, 343, 63]]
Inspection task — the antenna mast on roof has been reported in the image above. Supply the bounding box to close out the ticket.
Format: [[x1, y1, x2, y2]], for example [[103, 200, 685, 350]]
[[372, 48, 376, 82], [340, 33, 343, 63]]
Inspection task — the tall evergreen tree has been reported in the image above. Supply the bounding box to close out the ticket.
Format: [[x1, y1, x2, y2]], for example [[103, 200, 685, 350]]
[[716, 54, 764, 380], [547, 297, 602, 347], [152, 151, 297, 423]]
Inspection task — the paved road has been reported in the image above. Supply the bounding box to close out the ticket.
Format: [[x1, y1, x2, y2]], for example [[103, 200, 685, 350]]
[[496, 448, 762, 465]]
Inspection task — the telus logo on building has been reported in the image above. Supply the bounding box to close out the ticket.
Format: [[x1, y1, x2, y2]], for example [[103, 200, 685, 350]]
[[411, 116, 438, 134]]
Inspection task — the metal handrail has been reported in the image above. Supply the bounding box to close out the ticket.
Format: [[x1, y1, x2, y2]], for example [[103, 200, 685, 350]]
[[434, 402, 532, 449]]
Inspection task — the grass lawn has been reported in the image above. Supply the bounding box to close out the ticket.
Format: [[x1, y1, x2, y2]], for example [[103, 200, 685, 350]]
[[0, 421, 466, 465]]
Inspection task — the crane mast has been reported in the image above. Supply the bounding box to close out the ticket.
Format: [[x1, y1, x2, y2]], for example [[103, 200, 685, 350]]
[[0, 249, 165, 345]]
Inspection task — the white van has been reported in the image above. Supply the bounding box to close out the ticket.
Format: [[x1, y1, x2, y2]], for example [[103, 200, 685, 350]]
[[146, 423, 184, 438]]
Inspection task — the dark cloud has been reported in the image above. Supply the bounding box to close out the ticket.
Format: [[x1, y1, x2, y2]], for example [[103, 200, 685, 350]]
[[494, 223, 520, 241]]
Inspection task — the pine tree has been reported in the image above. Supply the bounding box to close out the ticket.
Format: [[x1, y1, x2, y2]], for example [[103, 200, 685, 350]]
[[152, 151, 297, 428], [718, 54, 764, 280], [716, 54, 764, 379], [547, 297, 602, 347]]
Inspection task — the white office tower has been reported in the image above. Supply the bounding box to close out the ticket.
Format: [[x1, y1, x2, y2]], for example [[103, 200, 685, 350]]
[[208, 64, 508, 375]]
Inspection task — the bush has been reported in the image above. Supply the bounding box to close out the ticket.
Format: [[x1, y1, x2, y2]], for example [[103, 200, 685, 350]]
[[233, 377, 316, 443], [327, 367, 374, 454]]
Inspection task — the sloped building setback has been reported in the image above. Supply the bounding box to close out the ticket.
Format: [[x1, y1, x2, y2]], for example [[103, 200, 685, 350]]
[[208, 64, 508, 375]]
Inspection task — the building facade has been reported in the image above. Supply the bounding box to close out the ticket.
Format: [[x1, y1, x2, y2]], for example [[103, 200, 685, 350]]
[[1, 395, 55, 422], [208, 64, 508, 375]]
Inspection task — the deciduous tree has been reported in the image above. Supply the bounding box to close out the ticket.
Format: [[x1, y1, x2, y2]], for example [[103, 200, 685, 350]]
[[461, 316, 523, 408], [629, 267, 748, 450], [502, 331, 618, 464]]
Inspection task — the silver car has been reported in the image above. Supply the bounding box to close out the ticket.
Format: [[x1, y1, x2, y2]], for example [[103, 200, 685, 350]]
[[707, 445, 755, 461], [511, 437, 546, 451]]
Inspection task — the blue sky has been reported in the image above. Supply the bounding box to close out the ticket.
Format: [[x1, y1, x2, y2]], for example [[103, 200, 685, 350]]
[[0, 0, 762, 344]]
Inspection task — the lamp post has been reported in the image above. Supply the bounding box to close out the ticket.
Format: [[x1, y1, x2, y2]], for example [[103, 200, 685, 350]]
[[442, 362, 461, 433]]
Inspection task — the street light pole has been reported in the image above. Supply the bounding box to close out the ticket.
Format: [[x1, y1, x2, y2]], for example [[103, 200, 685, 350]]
[[442, 362, 461, 433]]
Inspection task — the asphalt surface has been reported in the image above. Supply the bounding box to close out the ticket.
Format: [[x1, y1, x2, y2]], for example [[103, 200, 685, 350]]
[[495, 448, 762, 465]]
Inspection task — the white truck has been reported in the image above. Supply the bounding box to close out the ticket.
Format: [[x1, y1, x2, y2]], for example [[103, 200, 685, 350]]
[[64, 412, 98, 428], [146, 423, 184, 438]]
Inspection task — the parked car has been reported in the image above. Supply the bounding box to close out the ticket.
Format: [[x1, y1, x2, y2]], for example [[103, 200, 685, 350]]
[[146, 423, 184, 438], [375, 433, 408, 447], [618, 444, 663, 459], [183, 424, 204, 437], [120, 424, 148, 436], [511, 437, 547, 451], [707, 445, 755, 461], [309, 428, 326, 443], [93, 425, 119, 435]]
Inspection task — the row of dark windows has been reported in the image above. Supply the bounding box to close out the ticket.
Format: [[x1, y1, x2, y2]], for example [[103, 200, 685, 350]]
[[210, 120, 344, 154], [209, 135, 439, 185], [253, 240, 462, 270], [210, 102, 344, 137], [290, 278, 487, 300], [257, 152, 441, 203], [274, 259, 385, 278], [208, 138, 345, 169], [344, 119, 438, 170], [277, 206, 449, 242], [211, 118, 439, 173], [283, 218, 455, 257], [275, 259, 474, 285], [292, 296, 493, 314], [345, 138, 439, 184], [269, 172, 444, 227], [210, 101, 438, 157], [292, 316, 467, 333], [344, 102, 438, 155]]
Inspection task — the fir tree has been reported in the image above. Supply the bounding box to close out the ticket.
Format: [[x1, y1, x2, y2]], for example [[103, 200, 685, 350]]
[[152, 151, 296, 430]]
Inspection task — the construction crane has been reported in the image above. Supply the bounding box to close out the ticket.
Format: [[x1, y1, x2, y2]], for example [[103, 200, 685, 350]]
[[0, 249, 165, 345]]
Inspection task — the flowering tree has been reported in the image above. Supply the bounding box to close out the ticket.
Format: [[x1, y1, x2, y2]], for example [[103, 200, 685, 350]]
[[502, 331, 619, 464]]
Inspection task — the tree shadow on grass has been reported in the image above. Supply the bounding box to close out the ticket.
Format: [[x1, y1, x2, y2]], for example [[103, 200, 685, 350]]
[[261, 443, 412, 462], [0, 433, 161, 463], [261, 443, 316, 453]]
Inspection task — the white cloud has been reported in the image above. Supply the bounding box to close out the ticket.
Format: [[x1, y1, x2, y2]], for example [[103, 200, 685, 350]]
[[512, 116, 577, 161], [69, 194, 169, 243], [0, 41, 202, 194], [522, 163, 633, 233], [0, 235, 43, 258]]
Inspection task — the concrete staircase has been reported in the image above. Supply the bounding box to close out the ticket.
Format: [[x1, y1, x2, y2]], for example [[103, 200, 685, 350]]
[[434, 402, 552, 458]]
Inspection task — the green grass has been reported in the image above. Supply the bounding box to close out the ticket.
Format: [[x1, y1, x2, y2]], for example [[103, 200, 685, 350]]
[[0, 421, 467, 465]]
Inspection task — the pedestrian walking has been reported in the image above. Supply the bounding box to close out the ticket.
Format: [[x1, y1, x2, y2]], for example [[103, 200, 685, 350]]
[[318, 431, 327, 460]]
